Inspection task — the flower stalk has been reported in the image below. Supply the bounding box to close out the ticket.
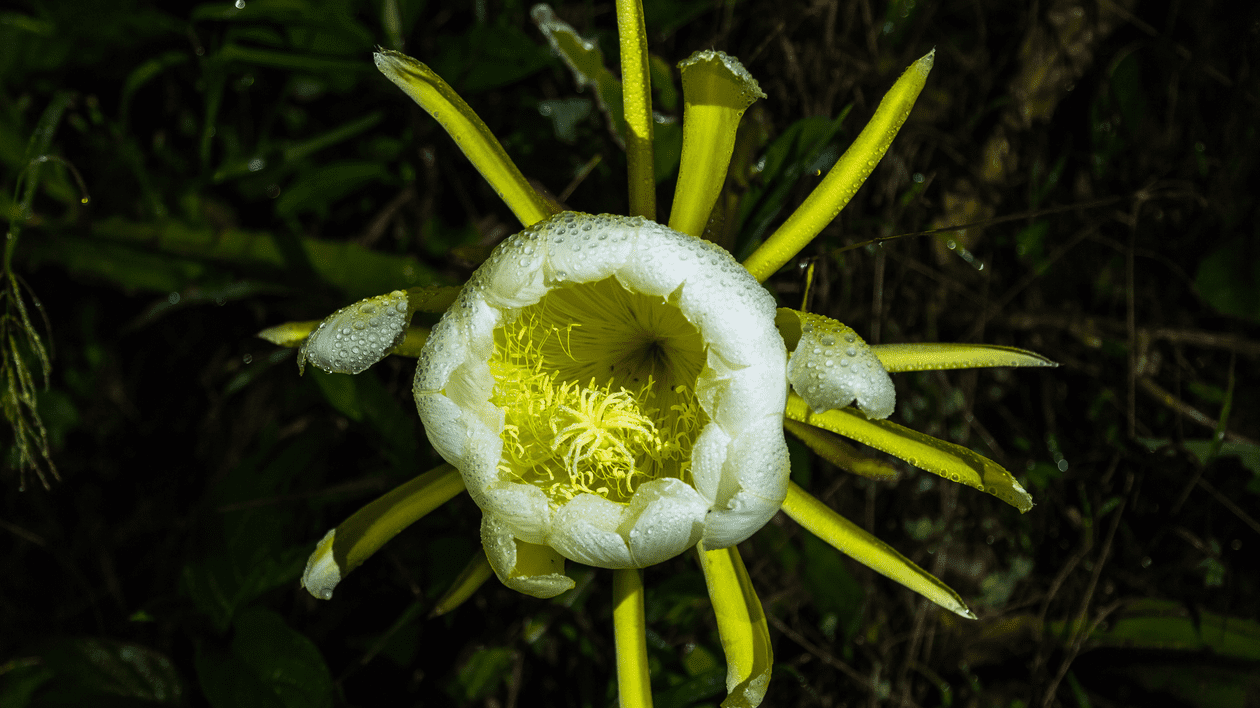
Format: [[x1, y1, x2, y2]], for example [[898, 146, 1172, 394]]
[[613, 568, 653, 708]]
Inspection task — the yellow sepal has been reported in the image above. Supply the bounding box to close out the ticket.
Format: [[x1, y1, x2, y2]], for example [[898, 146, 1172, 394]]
[[872, 342, 1057, 372], [783, 418, 899, 480], [374, 50, 556, 227], [784, 393, 1034, 512], [301, 464, 465, 600], [780, 482, 975, 618], [430, 551, 494, 617], [669, 51, 764, 237], [743, 51, 934, 282], [696, 544, 772, 708], [257, 320, 320, 347]]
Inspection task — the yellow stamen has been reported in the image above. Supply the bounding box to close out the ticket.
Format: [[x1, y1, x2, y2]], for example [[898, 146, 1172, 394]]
[[488, 279, 705, 504]]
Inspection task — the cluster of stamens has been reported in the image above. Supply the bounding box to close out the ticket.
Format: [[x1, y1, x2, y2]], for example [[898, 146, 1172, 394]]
[[489, 308, 698, 504]]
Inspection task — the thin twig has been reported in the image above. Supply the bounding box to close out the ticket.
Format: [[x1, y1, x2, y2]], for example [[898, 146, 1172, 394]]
[[768, 614, 886, 697], [1040, 474, 1130, 708]]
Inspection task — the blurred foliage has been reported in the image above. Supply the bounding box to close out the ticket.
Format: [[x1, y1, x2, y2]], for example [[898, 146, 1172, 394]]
[[2, 0, 1259, 707]]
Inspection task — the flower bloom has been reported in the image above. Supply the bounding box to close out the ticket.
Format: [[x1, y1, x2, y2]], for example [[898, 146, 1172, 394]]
[[415, 212, 788, 593], [260, 4, 1056, 706]]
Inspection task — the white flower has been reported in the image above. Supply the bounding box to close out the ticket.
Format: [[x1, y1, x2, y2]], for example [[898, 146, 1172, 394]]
[[413, 212, 790, 592]]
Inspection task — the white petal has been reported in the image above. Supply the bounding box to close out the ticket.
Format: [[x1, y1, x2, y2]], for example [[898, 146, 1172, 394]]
[[702, 487, 783, 549], [615, 221, 706, 298], [476, 234, 549, 310], [690, 422, 732, 505], [413, 315, 467, 393], [786, 313, 895, 419], [540, 212, 638, 284], [301, 291, 411, 374], [701, 417, 790, 549], [697, 348, 788, 434], [550, 494, 633, 568], [454, 415, 505, 506], [724, 416, 791, 503], [300, 529, 340, 600], [414, 393, 468, 467], [622, 478, 709, 566], [482, 482, 553, 545], [676, 246, 782, 368], [481, 513, 574, 599]]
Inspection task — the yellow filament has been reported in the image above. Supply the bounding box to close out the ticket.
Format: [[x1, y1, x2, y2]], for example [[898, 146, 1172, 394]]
[[489, 305, 700, 504]]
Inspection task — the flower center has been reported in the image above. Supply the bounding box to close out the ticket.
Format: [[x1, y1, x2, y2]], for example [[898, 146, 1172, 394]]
[[489, 277, 705, 504]]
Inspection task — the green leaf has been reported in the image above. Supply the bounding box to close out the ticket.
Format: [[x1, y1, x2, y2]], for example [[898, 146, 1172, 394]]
[[180, 436, 317, 631], [1137, 438, 1260, 475], [432, 24, 552, 94], [60, 217, 440, 300], [274, 161, 389, 219], [307, 367, 418, 465], [20, 235, 209, 293], [39, 638, 184, 705], [181, 547, 308, 633], [118, 51, 189, 125], [801, 533, 865, 642], [531, 5, 626, 145], [1094, 663, 1259, 708], [0, 659, 54, 708], [735, 110, 851, 250], [1196, 237, 1260, 321], [231, 608, 334, 708], [1051, 598, 1260, 661], [196, 645, 286, 708], [653, 667, 726, 708], [215, 44, 369, 76], [452, 647, 514, 702]]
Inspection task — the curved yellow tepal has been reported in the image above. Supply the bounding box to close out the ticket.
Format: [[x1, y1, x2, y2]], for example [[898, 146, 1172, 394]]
[[872, 342, 1058, 372], [743, 50, 934, 282], [696, 544, 772, 708], [302, 463, 466, 600], [257, 320, 320, 347], [783, 418, 899, 481], [430, 551, 494, 617], [784, 394, 1034, 512], [781, 483, 975, 619], [669, 51, 765, 237], [374, 51, 556, 227]]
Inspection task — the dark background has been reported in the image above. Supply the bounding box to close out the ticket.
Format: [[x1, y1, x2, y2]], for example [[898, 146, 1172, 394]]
[[2, 0, 1258, 706]]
